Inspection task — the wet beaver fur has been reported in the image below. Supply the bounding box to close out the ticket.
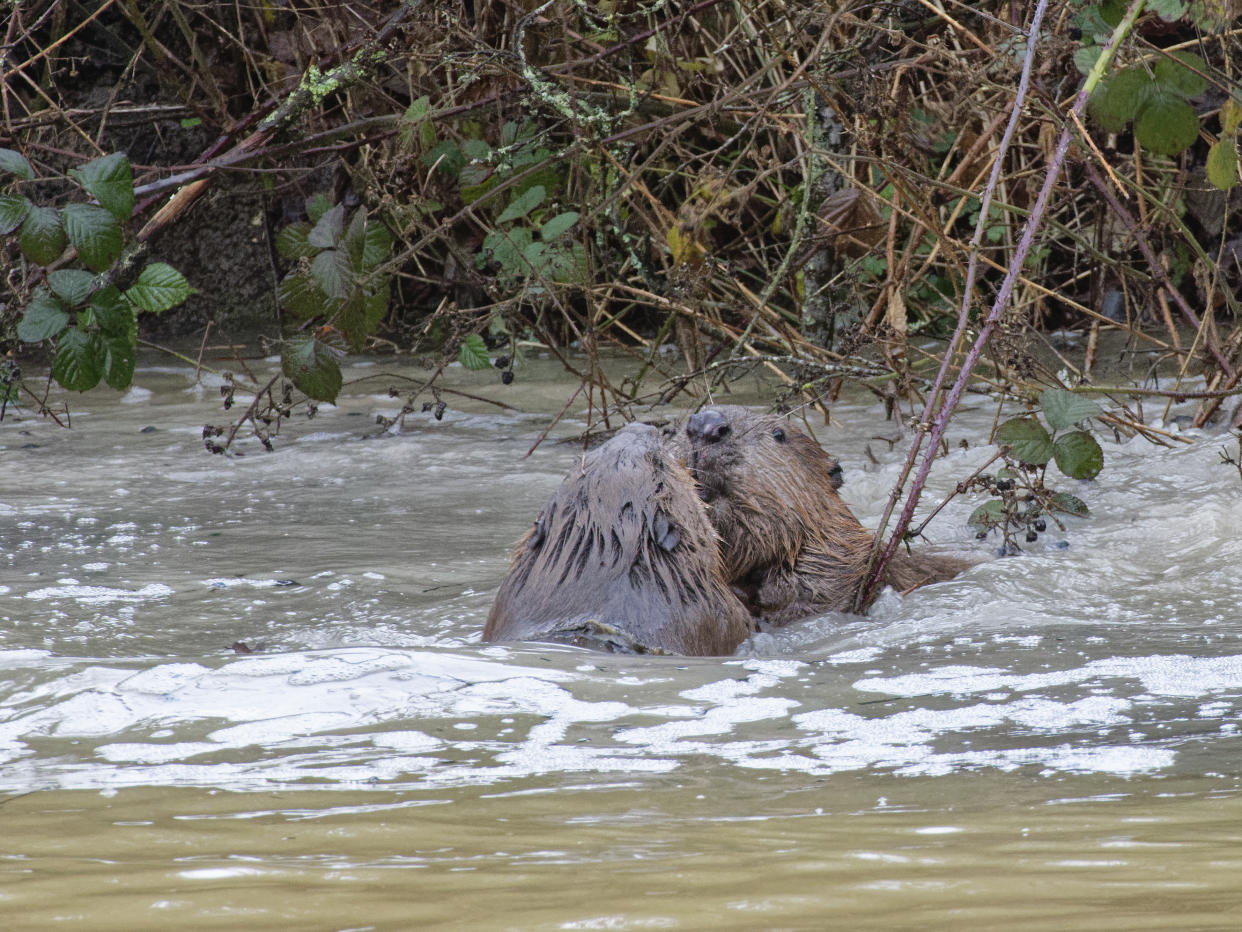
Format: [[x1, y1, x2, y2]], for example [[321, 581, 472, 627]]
[[677, 405, 968, 622], [484, 423, 754, 655]]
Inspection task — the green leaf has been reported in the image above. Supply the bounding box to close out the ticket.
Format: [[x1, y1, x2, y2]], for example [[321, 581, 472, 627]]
[[522, 241, 549, 276], [69, 153, 134, 220], [335, 280, 390, 350], [1073, 45, 1101, 77], [1148, 0, 1187, 20], [47, 269, 97, 306], [480, 227, 533, 276], [90, 286, 136, 339], [52, 327, 105, 391], [16, 289, 69, 342], [102, 332, 135, 389], [306, 192, 334, 224], [1098, 0, 1127, 25], [458, 333, 491, 370], [275, 221, 315, 259], [1052, 431, 1104, 479], [996, 417, 1054, 466], [551, 242, 589, 283], [361, 218, 392, 270], [0, 193, 31, 234], [307, 204, 345, 248], [1049, 492, 1089, 517], [1206, 138, 1238, 191], [1089, 67, 1154, 133], [1135, 91, 1200, 156], [419, 121, 437, 150], [310, 248, 353, 299], [344, 209, 367, 269], [1039, 388, 1102, 431], [1154, 51, 1207, 97], [402, 95, 429, 124], [967, 499, 1005, 531], [278, 271, 329, 318], [461, 138, 491, 161], [123, 262, 194, 313], [362, 280, 390, 335], [399, 96, 432, 148], [0, 148, 35, 180], [342, 209, 390, 271], [423, 140, 464, 177], [18, 205, 67, 265], [540, 211, 579, 241], [496, 185, 545, 224], [61, 203, 123, 271], [281, 336, 342, 404], [1222, 98, 1242, 135]]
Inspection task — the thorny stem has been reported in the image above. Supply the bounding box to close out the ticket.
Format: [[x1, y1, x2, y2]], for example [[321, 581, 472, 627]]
[[857, 0, 1148, 610]]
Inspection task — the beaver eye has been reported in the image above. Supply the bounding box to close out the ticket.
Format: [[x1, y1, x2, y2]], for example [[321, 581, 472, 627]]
[[772, 427, 786, 443]]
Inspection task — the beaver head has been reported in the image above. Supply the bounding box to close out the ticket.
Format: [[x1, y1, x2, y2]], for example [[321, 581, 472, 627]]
[[678, 406, 852, 582], [677, 405, 969, 619], [484, 423, 753, 655]]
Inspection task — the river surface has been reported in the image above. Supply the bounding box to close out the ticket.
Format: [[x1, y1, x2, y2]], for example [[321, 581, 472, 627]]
[[2, 349, 1240, 930]]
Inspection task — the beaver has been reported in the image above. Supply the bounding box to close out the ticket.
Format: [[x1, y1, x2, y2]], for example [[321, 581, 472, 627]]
[[484, 423, 754, 655], [676, 405, 968, 622]]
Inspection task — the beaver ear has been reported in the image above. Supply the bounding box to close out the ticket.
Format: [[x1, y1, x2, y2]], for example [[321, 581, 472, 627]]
[[826, 460, 844, 490], [653, 515, 681, 551], [526, 515, 547, 551]]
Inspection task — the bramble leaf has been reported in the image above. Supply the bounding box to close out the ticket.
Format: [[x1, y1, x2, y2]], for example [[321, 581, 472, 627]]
[[0, 148, 35, 180], [1039, 388, 1102, 431], [1154, 51, 1207, 97], [62, 203, 123, 271], [1050, 492, 1089, 517], [967, 499, 1005, 530], [458, 333, 491, 370], [282, 335, 342, 404], [102, 332, 135, 389], [16, 289, 69, 342], [91, 286, 136, 339], [123, 262, 194, 313], [0, 194, 31, 234], [18, 205, 67, 265], [1134, 90, 1199, 155], [47, 268, 96, 307], [996, 417, 1054, 466], [275, 222, 315, 259], [1206, 138, 1238, 190], [1090, 66, 1154, 133], [540, 211, 579, 241], [307, 203, 345, 248], [310, 248, 353, 299], [52, 327, 105, 391], [1052, 431, 1104, 479], [278, 271, 329, 318], [306, 192, 334, 223], [496, 185, 545, 224], [69, 152, 134, 220]]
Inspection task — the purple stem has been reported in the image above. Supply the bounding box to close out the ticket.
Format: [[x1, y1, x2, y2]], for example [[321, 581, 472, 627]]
[[861, 0, 1144, 606]]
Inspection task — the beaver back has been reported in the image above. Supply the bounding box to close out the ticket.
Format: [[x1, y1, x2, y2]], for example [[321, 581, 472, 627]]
[[484, 424, 753, 655]]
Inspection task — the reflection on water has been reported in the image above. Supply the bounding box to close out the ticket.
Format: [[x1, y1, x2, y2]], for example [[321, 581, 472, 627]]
[[2, 351, 1241, 928]]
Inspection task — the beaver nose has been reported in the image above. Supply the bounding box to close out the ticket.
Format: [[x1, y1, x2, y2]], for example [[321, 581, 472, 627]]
[[687, 410, 730, 444]]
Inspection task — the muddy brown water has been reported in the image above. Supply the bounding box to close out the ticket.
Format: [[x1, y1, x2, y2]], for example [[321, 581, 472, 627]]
[[2, 350, 1240, 929]]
